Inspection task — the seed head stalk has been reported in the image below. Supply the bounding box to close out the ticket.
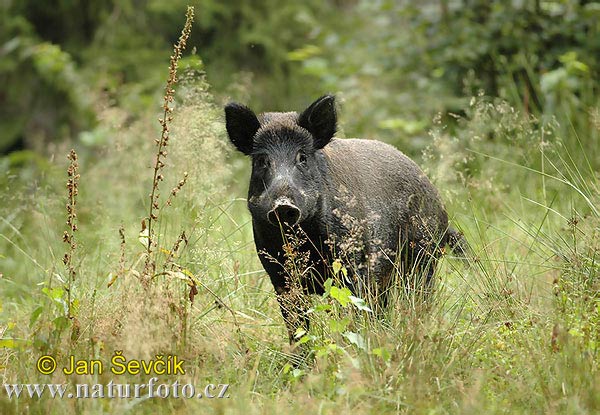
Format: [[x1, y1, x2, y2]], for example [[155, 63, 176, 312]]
[[145, 6, 194, 272], [63, 149, 79, 318]]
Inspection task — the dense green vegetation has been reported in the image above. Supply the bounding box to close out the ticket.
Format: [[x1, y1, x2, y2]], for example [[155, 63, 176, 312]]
[[1, 1, 599, 413]]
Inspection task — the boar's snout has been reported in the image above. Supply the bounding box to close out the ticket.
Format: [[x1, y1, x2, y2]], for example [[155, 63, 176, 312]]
[[267, 198, 301, 226]]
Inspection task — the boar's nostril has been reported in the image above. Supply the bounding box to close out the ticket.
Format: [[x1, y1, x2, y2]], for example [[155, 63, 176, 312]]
[[267, 203, 301, 226]]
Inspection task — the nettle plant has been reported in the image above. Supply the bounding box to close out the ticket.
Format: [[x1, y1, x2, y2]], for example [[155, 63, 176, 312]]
[[284, 272, 393, 381], [272, 227, 392, 379]]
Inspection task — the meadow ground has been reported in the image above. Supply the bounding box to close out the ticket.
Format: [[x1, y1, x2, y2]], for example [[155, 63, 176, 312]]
[[1, 16, 600, 415]]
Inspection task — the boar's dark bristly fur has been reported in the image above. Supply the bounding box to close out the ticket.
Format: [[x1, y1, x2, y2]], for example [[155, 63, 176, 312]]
[[225, 95, 465, 345]]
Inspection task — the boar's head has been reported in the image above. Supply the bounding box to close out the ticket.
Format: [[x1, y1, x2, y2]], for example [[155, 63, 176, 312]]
[[225, 95, 336, 227]]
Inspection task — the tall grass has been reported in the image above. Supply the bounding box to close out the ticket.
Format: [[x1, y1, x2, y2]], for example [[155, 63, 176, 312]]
[[1, 17, 600, 415]]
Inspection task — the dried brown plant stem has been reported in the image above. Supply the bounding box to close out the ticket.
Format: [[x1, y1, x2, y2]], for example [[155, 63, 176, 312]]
[[118, 224, 126, 277], [164, 171, 188, 208], [107, 224, 126, 288], [162, 230, 188, 271], [63, 149, 79, 318], [145, 6, 194, 275]]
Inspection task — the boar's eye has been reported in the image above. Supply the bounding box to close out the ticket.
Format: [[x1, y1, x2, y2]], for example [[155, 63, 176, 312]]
[[295, 151, 308, 166]]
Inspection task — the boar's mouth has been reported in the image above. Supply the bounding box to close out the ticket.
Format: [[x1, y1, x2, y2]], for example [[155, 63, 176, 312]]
[[267, 197, 301, 226]]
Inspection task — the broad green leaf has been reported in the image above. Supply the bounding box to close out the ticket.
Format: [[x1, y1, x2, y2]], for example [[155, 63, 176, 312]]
[[52, 316, 69, 331], [0, 339, 16, 348], [42, 287, 64, 300], [316, 342, 342, 358], [323, 278, 333, 296], [294, 327, 307, 339], [332, 259, 342, 276], [29, 306, 44, 327], [297, 334, 315, 345], [343, 331, 366, 350], [70, 299, 80, 317], [329, 318, 349, 333], [372, 347, 391, 362], [329, 286, 352, 307], [291, 368, 305, 379], [311, 303, 332, 313], [349, 295, 373, 313], [341, 265, 348, 278]]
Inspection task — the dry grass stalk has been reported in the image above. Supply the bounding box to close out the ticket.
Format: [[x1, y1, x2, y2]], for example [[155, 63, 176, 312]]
[[144, 6, 194, 276], [63, 149, 79, 318], [164, 171, 188, 207]]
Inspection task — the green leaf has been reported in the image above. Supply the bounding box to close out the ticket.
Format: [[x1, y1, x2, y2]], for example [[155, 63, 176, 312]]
[[331, 261, 348, 279], [69, 299, 80, 317], [291, 368, 305, 379], [330, 286, 352, 307], [41, 287, 64, 300], [311, 303, 332, 313], [294, 327, 307, 339], [316, 342, 342, 358], [323, 278, 333, 296], [349, 295, 373, 313], [328, 343, 342, 354], [52, 316, 69, 331], [343, 331, 366, 350], [372, 347, 391, 362], [29, 306, 44, 327], [332, 259, 342, 276], [297, 334, 315, 345], [329, 318, 349, 333], [0, 339, 16, 348]]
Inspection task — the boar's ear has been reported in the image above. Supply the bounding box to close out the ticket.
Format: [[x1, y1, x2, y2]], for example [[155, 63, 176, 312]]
[[298, 95, 337, 149], [224, 102, 261, 155]]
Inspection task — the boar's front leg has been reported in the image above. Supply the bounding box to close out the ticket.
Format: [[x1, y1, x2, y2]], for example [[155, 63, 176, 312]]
[[273, 283, 310, 345], [255, 227, 312, 345]]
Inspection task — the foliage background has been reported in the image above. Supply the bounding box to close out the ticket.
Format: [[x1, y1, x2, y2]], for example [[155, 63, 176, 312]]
[[0, 0, 599, 414]]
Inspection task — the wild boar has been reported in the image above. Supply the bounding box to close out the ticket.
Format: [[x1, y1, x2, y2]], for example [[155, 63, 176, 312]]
[[225, 95, 465, 344]]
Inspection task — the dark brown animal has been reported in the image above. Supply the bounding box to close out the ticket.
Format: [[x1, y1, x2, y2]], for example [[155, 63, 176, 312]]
[[225, 95, 464, 343]]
